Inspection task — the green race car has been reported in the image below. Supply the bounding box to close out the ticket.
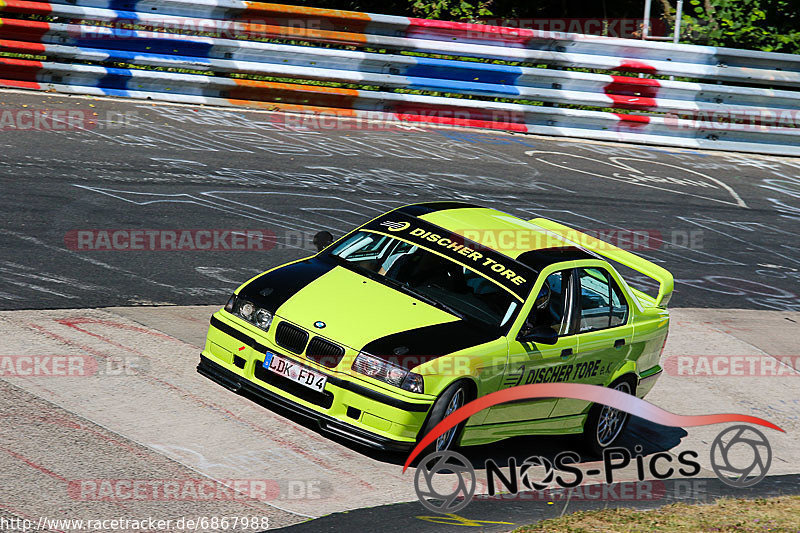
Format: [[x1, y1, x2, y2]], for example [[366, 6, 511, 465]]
[[197, 202, 672, 454]]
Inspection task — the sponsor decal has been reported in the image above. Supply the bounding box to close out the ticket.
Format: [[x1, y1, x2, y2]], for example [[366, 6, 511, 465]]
[[364, 215, 535, 301], [502, 359, 612, 387], [381, 221, 412, 232]]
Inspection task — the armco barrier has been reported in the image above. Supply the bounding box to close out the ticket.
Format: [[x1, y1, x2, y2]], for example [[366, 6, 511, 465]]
[[0, 1, 799, 155]]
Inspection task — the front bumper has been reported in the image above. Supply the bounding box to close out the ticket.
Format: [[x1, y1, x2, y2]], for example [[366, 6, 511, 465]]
[[199, 313, 433, 452], [198, 356, 416, 452]]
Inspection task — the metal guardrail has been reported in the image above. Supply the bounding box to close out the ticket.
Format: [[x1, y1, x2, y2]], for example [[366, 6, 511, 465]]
[[1, 0, 798, 155]]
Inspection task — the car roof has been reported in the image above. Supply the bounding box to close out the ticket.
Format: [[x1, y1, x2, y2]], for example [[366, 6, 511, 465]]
[[396, 202, 598, 266]]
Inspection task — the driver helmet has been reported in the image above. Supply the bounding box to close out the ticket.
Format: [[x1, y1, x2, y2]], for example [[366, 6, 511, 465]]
[[534, 280, 552, 311]]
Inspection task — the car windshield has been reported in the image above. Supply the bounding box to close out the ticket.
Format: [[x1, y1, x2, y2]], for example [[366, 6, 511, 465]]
[[328, 231, 520, 329]]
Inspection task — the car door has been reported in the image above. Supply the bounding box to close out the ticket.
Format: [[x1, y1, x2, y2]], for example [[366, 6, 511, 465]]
[[482, 269, 578, 425], [550, 265, 634, 417]]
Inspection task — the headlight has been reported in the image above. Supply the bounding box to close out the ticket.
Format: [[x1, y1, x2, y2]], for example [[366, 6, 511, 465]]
[[224, 294, 236, 313], [239, 301, 255, 320], [225, 294, 273, 332], [352, 352, 424, 394], [254, 308, 273, 330]]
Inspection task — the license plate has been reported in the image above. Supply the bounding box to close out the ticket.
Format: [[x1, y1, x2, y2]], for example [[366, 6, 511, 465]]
[[262, 351, 327, 393]]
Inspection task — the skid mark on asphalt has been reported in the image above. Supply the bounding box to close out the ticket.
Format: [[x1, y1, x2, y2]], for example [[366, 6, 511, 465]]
[[4, 306, 797, 520], [0, 444, 138, 518], [0, 445, 69, 483], [524, 151, 748, 208], [0, 503, 67, 533], [57, 317, 180, 342], [26, 319, 377, 491], [0, 381, 303, 527], [52, 316, 398, 468], [53, 318, 388, 475], [1, 349, 315, 521], [0, 230, 184, 294], [0, 412, 185, 476], [1, 416, 289, 519], [0, 310, 425, 516]]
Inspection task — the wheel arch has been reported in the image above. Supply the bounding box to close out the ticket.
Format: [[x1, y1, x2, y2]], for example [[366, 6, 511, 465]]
[[608, 361, 639, 389], [415, 377, 478, 443]]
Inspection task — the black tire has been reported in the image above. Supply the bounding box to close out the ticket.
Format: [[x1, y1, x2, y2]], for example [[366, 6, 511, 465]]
[[417, 381, 471, 454], [582, 376, 636, 456]]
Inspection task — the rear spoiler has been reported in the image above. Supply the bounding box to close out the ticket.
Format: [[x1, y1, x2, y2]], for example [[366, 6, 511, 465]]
[[530, 218, 674, 308]]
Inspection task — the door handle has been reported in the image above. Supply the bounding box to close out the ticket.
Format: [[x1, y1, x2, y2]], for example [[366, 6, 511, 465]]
[[561, 348, 573, 358], [614, 339, 625, 349]]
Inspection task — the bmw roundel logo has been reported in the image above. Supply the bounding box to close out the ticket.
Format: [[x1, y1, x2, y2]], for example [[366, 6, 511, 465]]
[[314, 321, 326, 329]]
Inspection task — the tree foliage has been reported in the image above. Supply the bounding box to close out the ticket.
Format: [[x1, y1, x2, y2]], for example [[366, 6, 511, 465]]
[[410, 0, 493, 20], [669, 0, 800, 53], [286, 0, 799, 53]]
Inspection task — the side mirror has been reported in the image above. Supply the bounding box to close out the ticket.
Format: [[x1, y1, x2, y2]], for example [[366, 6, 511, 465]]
[[313, 231, 333, 251], [518, 326, 559, 345]]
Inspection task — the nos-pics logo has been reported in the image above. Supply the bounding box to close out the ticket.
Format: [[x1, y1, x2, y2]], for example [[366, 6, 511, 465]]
[[413, 425, 773, 514]]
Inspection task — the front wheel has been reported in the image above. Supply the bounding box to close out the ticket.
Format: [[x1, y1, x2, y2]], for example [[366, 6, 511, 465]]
[[418, 381, 470, 453], [582, 377, 635, 456]]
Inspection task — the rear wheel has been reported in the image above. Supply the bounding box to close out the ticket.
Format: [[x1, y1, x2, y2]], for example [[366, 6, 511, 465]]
[[582, 377, 635, 456], [418, 381, 470, 453]]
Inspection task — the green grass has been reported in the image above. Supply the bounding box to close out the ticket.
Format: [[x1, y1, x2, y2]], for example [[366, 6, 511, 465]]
[[514, 496, 800, 533]]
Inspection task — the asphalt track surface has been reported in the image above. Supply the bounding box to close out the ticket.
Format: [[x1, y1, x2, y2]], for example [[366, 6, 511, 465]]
[[1, 91, 800, 312], [1, 305, 797, 533], [1, 90, 799, 532], [272, 474, 800, 533]]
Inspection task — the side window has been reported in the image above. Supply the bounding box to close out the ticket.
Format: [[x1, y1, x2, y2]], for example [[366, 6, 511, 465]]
[[525, 270, 571, 336], [578, 268, 628, 332], [610, 278, 629, 327]]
